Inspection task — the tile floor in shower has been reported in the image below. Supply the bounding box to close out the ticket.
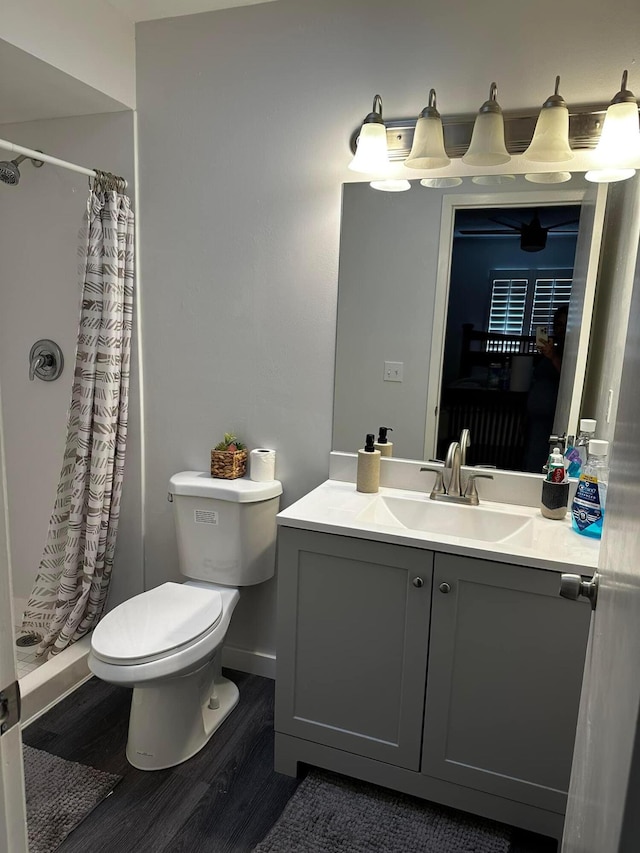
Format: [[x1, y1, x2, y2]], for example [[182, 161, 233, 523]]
[[13, 598, 45, 679]]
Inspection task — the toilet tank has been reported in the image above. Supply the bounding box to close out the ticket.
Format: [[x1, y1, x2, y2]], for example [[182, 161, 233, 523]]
[[168, 471, 283, 586]]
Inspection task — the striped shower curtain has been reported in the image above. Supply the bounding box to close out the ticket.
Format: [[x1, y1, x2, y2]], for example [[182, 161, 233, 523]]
[[22, 187, 134, 658]]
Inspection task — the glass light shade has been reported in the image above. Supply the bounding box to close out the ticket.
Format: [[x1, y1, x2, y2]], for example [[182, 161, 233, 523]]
[[348, 123, 389, 174], [471, 174, 515, 185], [585, 167, 636, 183], [405, 117, 450, 170], [525, 171, 572, 184], [370, 179, 411, 192], [462, 111, 510, 166], [420, 177, 463, 188], [594, 101, 640, 164], [524, 105, 573, 162], [585, 99, 640, 182]]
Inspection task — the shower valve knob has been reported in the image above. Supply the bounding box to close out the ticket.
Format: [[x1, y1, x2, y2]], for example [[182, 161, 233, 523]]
[[29, 340, 63, 382]]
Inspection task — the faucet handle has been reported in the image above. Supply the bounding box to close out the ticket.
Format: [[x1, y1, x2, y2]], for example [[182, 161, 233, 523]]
[[420, 466, 446, 496], [464, 472, 494, 504]]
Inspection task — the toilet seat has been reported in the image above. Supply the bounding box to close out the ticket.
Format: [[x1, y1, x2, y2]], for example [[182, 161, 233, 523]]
[[91, 582, 223, 666]]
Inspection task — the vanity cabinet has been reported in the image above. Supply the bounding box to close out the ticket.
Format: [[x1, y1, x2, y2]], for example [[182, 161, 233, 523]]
[[275, 527, 592, 839], [275, 528, 433, 769], [422, 553, 591, 815]]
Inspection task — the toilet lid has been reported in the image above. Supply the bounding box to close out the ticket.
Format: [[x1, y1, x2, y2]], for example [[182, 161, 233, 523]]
[[91, 582, 223, 665]]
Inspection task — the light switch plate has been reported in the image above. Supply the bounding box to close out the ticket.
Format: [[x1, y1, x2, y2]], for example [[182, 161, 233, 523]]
[[384, 361, 404, 382]]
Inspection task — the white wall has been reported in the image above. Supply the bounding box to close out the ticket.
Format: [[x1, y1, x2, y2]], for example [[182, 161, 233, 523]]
[[1, 0, 135, 108], [136, 0, 640, 658], [0, 111, 142, 611]]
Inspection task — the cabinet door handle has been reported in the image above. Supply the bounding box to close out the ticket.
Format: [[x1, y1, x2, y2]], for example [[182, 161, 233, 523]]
[[412, 577, 424, 588], [439, 582, 451, 594]]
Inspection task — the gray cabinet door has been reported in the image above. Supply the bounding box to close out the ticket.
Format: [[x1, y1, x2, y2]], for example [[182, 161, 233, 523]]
[[422, 553, 591, 814], [276, 528, 433, 769]]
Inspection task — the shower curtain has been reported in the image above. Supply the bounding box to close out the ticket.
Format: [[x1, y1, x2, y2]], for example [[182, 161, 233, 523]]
[[22, 184, 134, 658]]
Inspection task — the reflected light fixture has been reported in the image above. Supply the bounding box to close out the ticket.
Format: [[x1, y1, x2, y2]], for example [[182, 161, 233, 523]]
[[524, 76, 573, 163], [370, 179, 411, 192], [348, 94, 389, 174], [525, 172, 572, 184], [586, 71, 639, 183], [420, 177, 463, 188], [471, 174, 515, 185], [462, 83, 510, 166], [405, 89, 451, 170]]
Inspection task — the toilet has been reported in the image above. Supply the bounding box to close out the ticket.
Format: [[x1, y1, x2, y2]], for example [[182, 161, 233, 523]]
[[88, 470, 282, 771]]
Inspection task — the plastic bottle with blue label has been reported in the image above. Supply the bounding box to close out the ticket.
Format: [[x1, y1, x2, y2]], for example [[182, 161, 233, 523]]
[[565, 419, 597, 478], [571, 439, 609, 539]]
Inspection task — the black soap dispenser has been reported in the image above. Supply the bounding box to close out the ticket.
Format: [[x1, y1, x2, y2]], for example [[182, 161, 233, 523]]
[[374, 426, 394, 457], [357, 433, 381, 493]]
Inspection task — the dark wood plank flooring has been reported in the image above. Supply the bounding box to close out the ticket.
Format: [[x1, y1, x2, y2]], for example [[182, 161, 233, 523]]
[[22, 672, 557, 852]]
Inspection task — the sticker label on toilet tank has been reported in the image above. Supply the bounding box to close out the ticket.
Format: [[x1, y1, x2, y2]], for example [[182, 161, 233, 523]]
[[195, 509, 218, 525]]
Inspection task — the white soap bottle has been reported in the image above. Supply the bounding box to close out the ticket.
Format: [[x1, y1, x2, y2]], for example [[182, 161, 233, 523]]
[[357, 433, 381, 493]]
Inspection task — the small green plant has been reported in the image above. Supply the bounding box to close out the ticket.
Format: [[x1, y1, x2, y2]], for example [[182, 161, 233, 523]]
[[214, 433, 246, 453]]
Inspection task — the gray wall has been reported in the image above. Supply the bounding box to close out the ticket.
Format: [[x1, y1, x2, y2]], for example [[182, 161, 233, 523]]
[[135, 0, 640, 658], [0, 111, 142, 612]]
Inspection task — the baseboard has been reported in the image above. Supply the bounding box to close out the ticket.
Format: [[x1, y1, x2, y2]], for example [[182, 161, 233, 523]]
[[222, 645, 276, 680]]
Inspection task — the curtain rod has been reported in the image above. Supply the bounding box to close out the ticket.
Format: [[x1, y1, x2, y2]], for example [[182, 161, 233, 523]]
[[0, 137, 127, 188]]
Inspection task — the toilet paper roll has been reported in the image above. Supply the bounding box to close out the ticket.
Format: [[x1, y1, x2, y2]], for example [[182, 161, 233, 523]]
[[250, 448, 277, 481]]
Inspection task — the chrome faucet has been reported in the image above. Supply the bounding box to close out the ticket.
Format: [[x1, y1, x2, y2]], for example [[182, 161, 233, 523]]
[[420, 428, 493, 505]]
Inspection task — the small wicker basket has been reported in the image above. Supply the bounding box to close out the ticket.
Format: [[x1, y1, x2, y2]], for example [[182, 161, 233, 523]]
[[210, 448, 248, 479]]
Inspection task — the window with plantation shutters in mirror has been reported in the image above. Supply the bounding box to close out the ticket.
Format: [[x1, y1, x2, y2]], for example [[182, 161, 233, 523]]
[[487, 268, 573, 349]]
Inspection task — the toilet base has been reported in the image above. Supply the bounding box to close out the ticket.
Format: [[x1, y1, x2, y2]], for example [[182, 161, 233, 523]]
[[126, 664, 239, 770]]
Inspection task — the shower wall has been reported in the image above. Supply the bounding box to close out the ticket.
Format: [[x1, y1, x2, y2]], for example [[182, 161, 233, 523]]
[[0, 110, 143, 613]]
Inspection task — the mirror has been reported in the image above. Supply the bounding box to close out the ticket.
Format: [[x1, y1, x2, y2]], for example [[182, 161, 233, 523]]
[[333, 175, 610, 473]]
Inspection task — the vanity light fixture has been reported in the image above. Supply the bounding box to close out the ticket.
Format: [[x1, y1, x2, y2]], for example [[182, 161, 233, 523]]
[[586, 70, 639, 183], [350, 72, 639, 186], [523, 77, 574, 163], [462, 83, 510, 167], [405, 89, 451, 170], [348, 94, 390, 174], [369, 179, 411, 192]]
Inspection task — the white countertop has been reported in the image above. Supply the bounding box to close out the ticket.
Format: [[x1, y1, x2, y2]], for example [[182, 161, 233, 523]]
[[277, 480, 600, 573]]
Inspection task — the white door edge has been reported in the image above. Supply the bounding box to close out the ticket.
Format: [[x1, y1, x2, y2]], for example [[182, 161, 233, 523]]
[[0, 378, 28, 853]]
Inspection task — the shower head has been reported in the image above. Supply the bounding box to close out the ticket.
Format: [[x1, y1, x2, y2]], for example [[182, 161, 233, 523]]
[[0, 153, 44, 186], [0, 156, 24, 185]]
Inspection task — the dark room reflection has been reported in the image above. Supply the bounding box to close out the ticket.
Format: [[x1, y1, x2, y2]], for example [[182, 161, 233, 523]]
[[436, 205, 581, 471]]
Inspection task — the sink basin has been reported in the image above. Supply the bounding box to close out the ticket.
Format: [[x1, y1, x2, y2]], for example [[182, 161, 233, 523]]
[[355, 495, 532, 543]]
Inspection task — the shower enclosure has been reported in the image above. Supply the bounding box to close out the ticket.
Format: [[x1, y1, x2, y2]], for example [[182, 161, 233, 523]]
[[0, 111, 143, 725]]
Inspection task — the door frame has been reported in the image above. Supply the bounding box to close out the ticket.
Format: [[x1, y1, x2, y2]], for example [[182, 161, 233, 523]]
[[423, 186, 603, 459], [0, 378, 28, 852]]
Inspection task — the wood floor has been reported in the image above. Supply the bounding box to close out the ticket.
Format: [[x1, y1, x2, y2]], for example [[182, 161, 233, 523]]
[[22, 671, 558, 852]]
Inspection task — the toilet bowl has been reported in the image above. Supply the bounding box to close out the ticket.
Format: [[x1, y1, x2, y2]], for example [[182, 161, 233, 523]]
[[88, 471, 282, 770]]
